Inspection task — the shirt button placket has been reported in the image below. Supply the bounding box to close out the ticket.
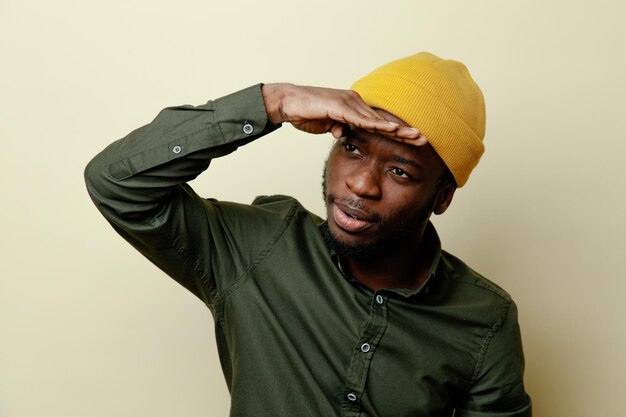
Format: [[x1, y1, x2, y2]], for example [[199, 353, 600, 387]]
[[341, 292, 389, 416]]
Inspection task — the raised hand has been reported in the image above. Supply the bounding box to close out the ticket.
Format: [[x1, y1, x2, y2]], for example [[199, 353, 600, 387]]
[[261, 83, 427, 145]]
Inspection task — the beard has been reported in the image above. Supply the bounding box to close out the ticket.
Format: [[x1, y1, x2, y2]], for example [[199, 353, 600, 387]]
[[321, 159, 436, 258], [319, 210, 431, 258], [319, 221, 396, 257]]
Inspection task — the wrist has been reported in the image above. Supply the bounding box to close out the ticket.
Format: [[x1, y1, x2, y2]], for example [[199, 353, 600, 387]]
[[261, 83, 290, 125]]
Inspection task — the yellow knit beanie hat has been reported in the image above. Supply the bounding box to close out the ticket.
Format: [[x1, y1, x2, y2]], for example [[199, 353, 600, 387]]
[[351, 52, 485, 187]]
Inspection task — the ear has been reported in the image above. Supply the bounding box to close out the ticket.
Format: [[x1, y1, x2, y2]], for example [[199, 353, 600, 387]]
[[433, 182, 456, 215]]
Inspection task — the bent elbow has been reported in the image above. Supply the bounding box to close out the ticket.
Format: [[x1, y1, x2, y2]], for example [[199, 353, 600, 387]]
[[84, 153, 110, 207]]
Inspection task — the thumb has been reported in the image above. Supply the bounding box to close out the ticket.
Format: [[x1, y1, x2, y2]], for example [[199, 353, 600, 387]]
[[330, 123, 349, 139]]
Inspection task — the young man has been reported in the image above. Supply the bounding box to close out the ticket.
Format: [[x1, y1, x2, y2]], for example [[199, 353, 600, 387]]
[[85, 52, 531, 417]]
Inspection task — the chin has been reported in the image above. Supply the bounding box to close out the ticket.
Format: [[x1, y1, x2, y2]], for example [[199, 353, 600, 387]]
[[321, 222, 383, 258]]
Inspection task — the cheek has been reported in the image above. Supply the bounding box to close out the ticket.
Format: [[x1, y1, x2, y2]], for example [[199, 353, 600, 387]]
[[379, 183, 436, 218], [324, 154, 348, 188]]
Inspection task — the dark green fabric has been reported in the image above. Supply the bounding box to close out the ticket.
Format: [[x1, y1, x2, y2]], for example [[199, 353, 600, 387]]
[[85, 84, 531, 417]]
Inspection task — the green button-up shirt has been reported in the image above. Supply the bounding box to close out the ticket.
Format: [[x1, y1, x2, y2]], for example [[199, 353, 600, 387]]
[[85, 84, 531, 417]]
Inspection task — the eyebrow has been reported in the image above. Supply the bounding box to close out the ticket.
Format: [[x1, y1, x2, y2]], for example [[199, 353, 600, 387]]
[[391, 155, 424, 172], [346, 132, 366, 143], [347, 132, 424, 171]]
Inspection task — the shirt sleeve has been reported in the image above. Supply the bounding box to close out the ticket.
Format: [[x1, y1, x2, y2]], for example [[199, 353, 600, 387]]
[[455, 301, 532, 417], [84, 84, 281, 305]]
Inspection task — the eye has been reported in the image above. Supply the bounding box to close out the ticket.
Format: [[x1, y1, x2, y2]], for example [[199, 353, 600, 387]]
[[391, 167, 410, 179], [341, 142, 361, 155]]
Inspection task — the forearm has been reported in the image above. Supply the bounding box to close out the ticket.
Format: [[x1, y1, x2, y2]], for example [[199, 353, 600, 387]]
[[84, 84, 279, 226]]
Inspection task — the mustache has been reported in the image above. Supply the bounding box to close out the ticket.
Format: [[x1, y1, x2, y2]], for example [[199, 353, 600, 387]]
[[326, 193, 383, 223]]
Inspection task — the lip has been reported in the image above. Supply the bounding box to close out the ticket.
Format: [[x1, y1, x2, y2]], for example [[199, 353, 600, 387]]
[[332, 203, 374, 233]]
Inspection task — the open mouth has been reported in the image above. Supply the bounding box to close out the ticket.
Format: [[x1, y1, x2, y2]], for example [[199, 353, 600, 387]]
[[332, 204, 374, 233]]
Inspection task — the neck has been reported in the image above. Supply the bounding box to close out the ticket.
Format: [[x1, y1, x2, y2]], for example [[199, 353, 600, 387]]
[[342, 225, 435, 291]]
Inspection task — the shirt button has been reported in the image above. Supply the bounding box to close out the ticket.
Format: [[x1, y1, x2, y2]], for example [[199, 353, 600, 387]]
[[347, 393, 357, 402], [375, 294, 384, 304], [242, 123, 254, 135], [361, 343, 371, 353], [172, 145, 182, 154]]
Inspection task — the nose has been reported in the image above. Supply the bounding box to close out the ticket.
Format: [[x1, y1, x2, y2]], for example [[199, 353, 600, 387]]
[[345, 165, 382, 200]]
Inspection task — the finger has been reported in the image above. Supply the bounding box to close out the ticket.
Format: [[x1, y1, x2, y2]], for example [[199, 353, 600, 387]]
[[337, 106, 427, 141], [388, 134, 428, 146], [358, 119, 420, 136], [326, 108, 391, 133], [407, 135, 428, 146], [347, 91, 387, 121], [374, 125, 422, 137], [330, 123, 349, 139], [353, 102, 387, 121], [395, 126, 423, 138], [349, 114, 401, 133]]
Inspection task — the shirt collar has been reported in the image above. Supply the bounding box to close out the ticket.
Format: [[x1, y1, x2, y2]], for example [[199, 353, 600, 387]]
[[327, 221, 442, 299]]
